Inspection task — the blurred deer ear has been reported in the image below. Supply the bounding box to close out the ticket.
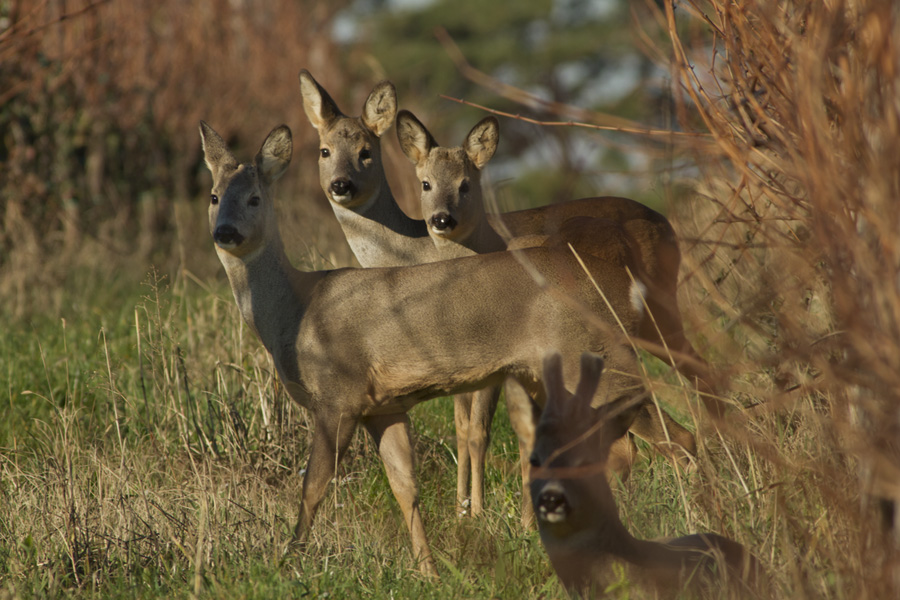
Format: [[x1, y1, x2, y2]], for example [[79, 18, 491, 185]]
[[362, 80, 397, 137], [256, 125, 292, 185], [199, 121, 238, 182], [397, 110, 437, 166], [299, 69, 343, 130], [574, 352, 604, 404], [541, 351, 568, 414]]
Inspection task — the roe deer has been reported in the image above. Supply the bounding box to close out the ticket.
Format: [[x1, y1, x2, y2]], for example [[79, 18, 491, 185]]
[[397, 109, 708, 521], [527, 351, 759, 597], [199, 121, 652, 576], [298, 69, 500, 518], [299, 71, 699, 526], [396, 109, 716, 408]]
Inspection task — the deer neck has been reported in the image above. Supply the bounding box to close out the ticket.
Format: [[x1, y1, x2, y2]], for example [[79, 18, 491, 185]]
[[215, 232, 322, 381], [329, 178, 436, 267]]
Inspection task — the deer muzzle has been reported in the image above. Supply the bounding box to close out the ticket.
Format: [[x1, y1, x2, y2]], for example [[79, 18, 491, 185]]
[[330, 178, 355, 202], [213, 224, 245, 248], [535, 481, 570, 524], [429, 212, 457, 233]]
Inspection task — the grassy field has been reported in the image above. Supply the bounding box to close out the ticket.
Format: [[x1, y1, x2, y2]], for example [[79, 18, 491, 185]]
[[0, 266, 760, 599], [3, 0, 900, 598]]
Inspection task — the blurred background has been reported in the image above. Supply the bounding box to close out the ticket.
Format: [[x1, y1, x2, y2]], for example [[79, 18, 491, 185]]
[[0, 0, 680, 317]]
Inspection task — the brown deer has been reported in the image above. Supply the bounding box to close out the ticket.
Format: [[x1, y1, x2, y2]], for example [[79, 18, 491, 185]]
[[396, 109, 715, 406], [298, 69, 501, 519], [397, 109, 711, 520], [199, 121, 654, 576], [299, 70, 700, 525], [527, 351, 760, 597]]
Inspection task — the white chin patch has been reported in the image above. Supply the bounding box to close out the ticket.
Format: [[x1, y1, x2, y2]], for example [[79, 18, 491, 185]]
[[215, 241, 238, 250], [331, 193, 352, 204], [430, 226, 453, 237], [630, 280, 648, 316], [540, 509, 567, 524]]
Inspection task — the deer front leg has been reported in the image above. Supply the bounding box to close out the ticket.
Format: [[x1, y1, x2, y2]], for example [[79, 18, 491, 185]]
[[467, 386, 500, 517], [453, 392, 473, 516], [291, 412, 358, 547], [363, 412, 437, 578], [504, 378, 541, 529]]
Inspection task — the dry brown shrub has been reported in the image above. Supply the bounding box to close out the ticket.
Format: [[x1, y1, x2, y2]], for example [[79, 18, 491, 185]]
[[655, 0, 900, 595], [0, 0, 378, 316]]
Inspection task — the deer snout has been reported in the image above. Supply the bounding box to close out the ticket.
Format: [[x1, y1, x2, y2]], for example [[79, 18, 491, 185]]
[[535, 481, 570, 524], [330, 178, 354, 199], [213, 224, 245, 248], [429, 212, 457, 233]]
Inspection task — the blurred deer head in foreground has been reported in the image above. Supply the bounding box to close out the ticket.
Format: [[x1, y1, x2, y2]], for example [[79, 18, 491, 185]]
[[529, 352, 761, 597]]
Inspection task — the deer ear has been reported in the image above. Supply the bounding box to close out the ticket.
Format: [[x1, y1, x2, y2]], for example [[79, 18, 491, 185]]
[[199, 121, 238, 182], [396, 110, 437, 166], [256, 125, 292, 185], [574, 352, 604, 403], [464, 116, 499, 170], [362, 80, 397, 137], [299, 69, 343, 130], [541, 351, 568, 415]]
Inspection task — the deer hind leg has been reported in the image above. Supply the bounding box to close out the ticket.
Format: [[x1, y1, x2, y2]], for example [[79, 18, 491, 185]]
[[363, 412, 437, 577], [453, 392, 473, 516], [291, 412, 358, 547], [467, 386, 501, 517]]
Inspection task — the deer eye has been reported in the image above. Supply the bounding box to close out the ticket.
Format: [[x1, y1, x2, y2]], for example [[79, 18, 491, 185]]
[[459, 180, 469, 194], [422, 181, 431, 192], [248, 196, 260, 207], [320, 148, 330, 158], [359, 148, 372, 161], [210, 194, 219, 205]]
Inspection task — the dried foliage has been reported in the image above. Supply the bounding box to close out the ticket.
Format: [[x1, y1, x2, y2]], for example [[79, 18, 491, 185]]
[[653, 0, 900, 596], [0, 0, 356, 316]]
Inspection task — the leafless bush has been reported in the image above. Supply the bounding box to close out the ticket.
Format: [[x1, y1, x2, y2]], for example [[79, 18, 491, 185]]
[[654, 1, 900, 595], [0, 0, 361, 316]]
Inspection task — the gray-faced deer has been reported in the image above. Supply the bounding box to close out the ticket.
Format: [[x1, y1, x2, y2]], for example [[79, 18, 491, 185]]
[[298, 69, 501, 519], [199, 121, 653, 577], [528, 351, 759, 597]]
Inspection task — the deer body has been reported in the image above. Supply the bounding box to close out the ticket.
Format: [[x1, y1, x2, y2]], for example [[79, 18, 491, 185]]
[[396, 109, 712, 404], [398, 109, 702, 523], [199, 121, 646, 576], [528, 352, 758, 596]]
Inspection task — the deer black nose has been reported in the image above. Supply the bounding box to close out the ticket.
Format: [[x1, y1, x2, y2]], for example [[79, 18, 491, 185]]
[[536, 487, 570, 523], [430, 212, 457, 232], [214, 224, 244, 246], [331, 178, 353, 197]]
